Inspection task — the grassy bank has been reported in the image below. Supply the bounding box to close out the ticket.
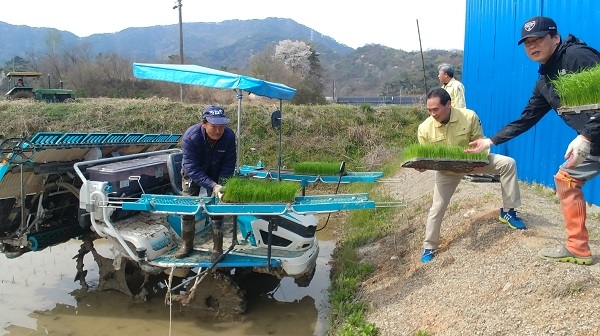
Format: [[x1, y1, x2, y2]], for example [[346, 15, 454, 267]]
[[0, 98, 426, 335], [328, 157, 403, 336]]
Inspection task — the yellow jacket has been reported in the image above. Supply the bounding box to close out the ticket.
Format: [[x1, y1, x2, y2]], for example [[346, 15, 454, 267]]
[[418, 107, 485, 147], [442, 78, 466, 108]]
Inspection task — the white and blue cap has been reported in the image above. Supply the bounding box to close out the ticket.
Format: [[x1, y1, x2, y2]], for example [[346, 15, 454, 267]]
[[202, 105, 230, 125]]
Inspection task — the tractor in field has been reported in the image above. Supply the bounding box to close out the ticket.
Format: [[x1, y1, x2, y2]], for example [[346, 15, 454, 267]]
[[4, 71, 75, 102]]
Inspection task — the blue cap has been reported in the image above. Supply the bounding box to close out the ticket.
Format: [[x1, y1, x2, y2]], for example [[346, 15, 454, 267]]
[[202, 105, 230, 125]]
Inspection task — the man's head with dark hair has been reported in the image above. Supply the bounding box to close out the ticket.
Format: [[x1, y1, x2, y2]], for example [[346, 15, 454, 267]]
[[426, 88, 453, 124], [427, 87, 452, 105]]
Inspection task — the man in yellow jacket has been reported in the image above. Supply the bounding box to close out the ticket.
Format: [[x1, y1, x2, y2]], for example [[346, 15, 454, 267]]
[[416, 88, 525, 263], [438, 63, 466, 108]]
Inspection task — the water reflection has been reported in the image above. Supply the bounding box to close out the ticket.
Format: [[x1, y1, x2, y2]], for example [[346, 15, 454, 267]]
[[0, 231, 336, 335]]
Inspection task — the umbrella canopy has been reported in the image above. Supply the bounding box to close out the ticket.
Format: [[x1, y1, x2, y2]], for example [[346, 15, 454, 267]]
[[133, 62, 296, 171], [133, 63, 296, 100]]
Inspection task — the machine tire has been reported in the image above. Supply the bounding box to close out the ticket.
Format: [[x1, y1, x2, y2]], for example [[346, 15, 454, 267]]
[[182, 271, 247, 316], [233, 270, 281, 298], [9, 90, 34, 100]]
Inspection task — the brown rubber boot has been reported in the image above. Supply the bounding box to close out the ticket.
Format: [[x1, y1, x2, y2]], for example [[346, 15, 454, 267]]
[[174, 217, 195, 258], [211, 230, 224, 262], [210, 218, 224, 262], [553, 170, 591, 258]]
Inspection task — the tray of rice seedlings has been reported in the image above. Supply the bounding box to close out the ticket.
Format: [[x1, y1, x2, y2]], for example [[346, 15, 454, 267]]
[[552, 64, 600, 115], [293, 162, 342, 176], [221, 176, 300, 203], [401, 143, 489, 173]]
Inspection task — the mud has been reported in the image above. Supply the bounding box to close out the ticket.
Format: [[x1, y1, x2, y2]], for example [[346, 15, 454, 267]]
[[0, 222, 337, 335]]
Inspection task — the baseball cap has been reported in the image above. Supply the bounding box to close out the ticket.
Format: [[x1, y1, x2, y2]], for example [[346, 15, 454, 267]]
[[518, 16, 557, 45], [202, 105, 230, 125]]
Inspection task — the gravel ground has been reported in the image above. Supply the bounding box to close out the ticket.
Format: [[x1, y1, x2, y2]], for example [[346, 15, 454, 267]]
[[360, 168, 600, 336]]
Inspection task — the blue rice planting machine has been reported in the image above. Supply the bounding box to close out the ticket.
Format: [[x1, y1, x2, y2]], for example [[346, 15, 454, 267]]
[[0, 64, 385, 316]]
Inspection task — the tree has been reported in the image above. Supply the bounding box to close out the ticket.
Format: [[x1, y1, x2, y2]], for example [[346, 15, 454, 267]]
[[3, 56, 31, 72], [274, 40, 312, 77], [295, 44, 326, 104], [273, 40, 326, 104], [43, 29, 66, 86]]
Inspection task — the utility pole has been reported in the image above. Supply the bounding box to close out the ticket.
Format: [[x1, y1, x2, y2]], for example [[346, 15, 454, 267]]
[[174, 0, 184, 101]]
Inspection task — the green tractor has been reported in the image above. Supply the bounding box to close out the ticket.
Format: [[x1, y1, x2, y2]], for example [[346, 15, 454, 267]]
[[5, 71, 75, 102]]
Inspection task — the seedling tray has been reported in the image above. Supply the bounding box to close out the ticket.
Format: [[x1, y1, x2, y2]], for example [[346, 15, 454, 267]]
[[557, 104, 600, 115], [402, 157, 489, 173]]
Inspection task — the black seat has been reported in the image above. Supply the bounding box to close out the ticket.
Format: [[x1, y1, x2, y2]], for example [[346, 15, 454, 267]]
[[167, 152, 183, 195]]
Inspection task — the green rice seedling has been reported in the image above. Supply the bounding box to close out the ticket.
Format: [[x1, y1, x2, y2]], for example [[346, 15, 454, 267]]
[[402, 143, 488, 161], [552, 64, 600, 107], [222, 176, 300, 203], [294, 162, 341, 175]]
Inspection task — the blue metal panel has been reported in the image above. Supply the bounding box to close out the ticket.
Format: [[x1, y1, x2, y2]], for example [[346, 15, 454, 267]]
[[464, 0, 600, 205]]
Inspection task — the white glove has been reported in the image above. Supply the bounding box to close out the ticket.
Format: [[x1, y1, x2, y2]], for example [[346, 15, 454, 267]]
[[212, 184, 223, 197], [564, 135, 591, 168], [465, 138, 493, 154]]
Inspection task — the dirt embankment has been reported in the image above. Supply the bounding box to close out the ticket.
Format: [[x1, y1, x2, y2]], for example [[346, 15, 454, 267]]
[[361, 168, 600, 336]]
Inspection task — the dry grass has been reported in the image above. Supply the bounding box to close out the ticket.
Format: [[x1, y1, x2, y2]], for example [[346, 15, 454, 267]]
[[360, 168, 600, 335]]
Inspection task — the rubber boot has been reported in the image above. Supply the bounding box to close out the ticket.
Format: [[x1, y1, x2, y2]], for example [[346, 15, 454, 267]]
[[174, 216, 195, 258], [211, 219, 224, 262], [554, 170, 591, 257]]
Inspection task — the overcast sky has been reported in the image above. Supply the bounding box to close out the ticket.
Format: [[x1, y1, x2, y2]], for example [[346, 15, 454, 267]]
[[0, 0, 466, 52]]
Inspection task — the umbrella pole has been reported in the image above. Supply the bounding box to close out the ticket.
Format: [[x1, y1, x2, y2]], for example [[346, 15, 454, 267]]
[[235, 89, 243, 172], [277, 100, 283, 181]]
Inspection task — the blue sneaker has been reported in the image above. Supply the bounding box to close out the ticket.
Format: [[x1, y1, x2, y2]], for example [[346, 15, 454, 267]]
[[499, 208, 526, 230], [421, 249, 435, 263]]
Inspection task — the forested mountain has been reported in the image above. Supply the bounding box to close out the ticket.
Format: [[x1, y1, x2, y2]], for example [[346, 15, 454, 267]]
[[328, 45, 464, 96], [0, 18, 463, 96]]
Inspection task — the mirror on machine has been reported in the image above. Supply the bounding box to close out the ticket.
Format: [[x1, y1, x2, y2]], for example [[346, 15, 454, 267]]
[[271, 110, 281, 129]]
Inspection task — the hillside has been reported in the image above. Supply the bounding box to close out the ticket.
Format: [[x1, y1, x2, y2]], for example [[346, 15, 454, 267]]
[[0, 19, 463, 97], [0, 18, 353, 69], [362, 168, 600, 335]]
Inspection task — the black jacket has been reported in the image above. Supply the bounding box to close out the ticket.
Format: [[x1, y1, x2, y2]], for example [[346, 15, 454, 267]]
[[490, 34, 600, 155]]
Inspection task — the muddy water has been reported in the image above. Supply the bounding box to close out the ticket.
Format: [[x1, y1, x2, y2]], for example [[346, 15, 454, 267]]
[[0, 216, 340, 336]]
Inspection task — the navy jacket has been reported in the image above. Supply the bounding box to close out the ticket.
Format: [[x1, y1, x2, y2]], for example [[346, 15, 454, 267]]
[[490, 34, 600, 155], [181, 123, 236, 191]]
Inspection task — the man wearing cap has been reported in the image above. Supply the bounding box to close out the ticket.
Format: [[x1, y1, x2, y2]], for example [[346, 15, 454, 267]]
[[467, 16, 600, 265], [175, 105, 237, 260]]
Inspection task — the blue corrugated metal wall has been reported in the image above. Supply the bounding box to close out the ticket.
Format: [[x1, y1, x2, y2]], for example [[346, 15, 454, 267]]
[[463, 0, 600, 205]]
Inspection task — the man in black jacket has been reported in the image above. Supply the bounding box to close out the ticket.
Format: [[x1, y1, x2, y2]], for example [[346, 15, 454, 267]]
[[467, 16, 600, 265], [175, 105, 236, 260]]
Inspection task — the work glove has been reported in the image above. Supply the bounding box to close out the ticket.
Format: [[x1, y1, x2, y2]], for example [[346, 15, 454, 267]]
[[465, 138, 493, 154], [212, 184, 223, 198], [564, 135, 591, 168]]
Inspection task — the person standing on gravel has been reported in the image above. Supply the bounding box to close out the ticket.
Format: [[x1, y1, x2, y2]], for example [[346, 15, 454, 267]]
[[438, 63, 466, 108], [466, 16, 600, 265], [416, 88, 526, 263], [175, 105, 237, 261]]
